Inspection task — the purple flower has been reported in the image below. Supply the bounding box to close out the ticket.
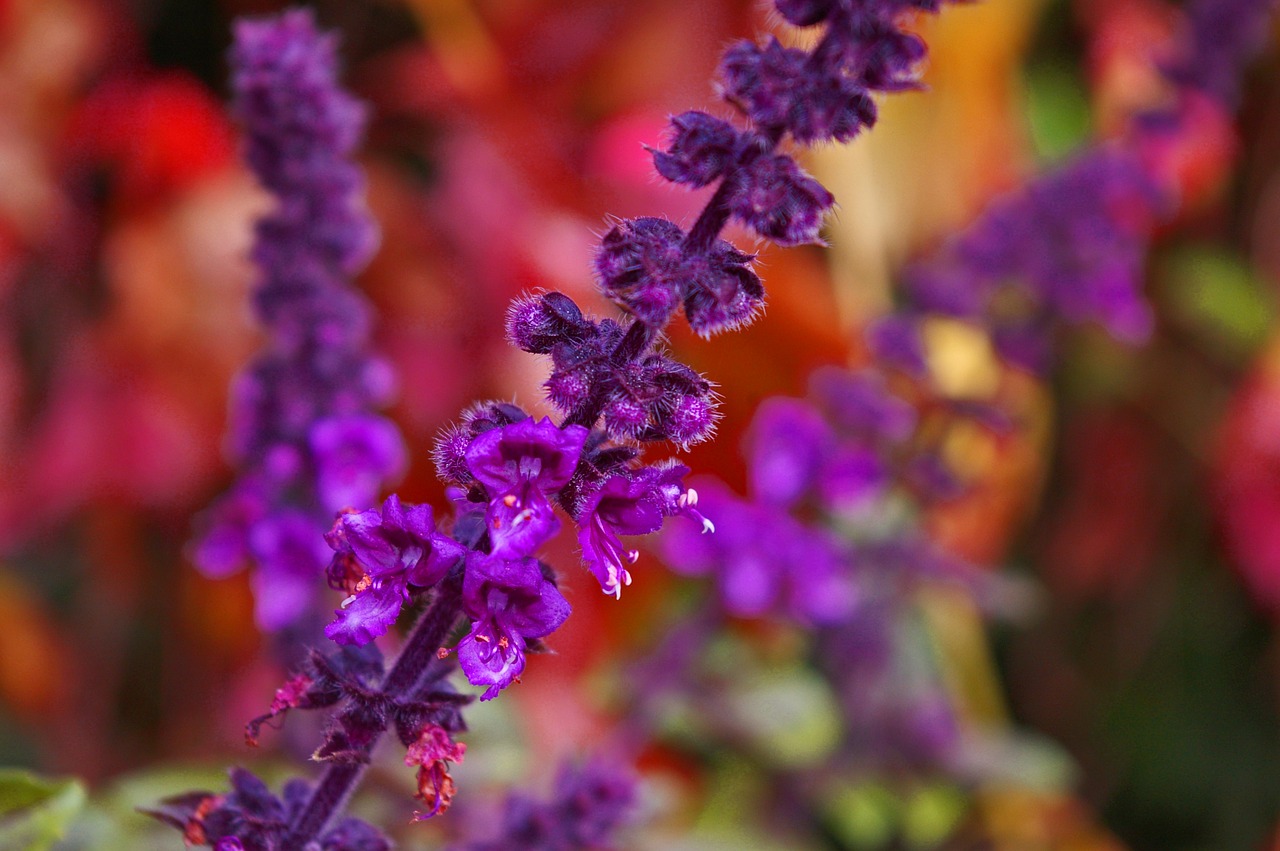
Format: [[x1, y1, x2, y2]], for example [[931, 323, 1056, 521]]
[[248, 508, 334, 631], [323, 495, 466, 646], [726, 153, 835, 245], [432, 401, 532, 485], [745, 398, 835, 507], [310, 414, 406, 513], [594, 217, 764, 336], [818, 445, 889, 511], [663, 479, 854, 623], [457, 554, 570, 700], [465, 417, 588, 558], [192, 482, 268, 579]]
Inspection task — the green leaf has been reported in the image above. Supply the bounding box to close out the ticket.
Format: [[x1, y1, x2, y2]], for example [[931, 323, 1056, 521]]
[[1024, 63, 1093, 163], [822, 782, 900, 850], [0, 769, 86, 851], [1161, 246, 1275, 359], [902, 784, 968, 849]]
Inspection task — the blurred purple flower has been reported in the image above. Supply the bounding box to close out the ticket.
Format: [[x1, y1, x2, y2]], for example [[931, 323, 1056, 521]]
[[452, 759, 637, 851]]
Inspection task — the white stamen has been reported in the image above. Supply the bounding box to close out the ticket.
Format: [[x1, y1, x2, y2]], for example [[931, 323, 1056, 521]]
[[702, 517, 716, 534], [340, 594, 357, 609]]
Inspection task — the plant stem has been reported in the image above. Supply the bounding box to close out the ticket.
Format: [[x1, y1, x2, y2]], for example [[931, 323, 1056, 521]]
[[284, 577, 464, 849]]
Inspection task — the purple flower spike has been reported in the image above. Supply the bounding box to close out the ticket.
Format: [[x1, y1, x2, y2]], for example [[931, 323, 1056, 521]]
[[193, 8, 406, 630], [324, 495, 466, 646], [727, 153, 835, 245], [721, 39, 876, 143], [465, 417, 588, 558], [650, 111, 744, 187], [310, 414, 407, 513], [231, 9, 377, 273], [662, 480, 852, 623], [457, 554, 570, 700], [594, 217, 764, 335]]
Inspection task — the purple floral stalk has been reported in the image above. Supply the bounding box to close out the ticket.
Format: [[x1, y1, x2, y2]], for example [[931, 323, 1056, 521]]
[[190, 9, 405, 631], [155, 2, 969, 848]]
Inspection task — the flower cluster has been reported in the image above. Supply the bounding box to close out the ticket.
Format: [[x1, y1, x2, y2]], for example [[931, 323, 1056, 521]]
[[663, 367, 965, 622], [1163, 0, 1277, 105], [190, 9, 405, 630], [876, 148, 1164, 374], [653, 367, 970, 771]]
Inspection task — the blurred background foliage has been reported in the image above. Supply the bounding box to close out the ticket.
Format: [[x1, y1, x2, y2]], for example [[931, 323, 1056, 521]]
[[0, 0, 1279, 848]]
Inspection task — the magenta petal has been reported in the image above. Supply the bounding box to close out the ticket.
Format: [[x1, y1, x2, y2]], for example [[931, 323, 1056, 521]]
[[486, 485, 561, 558], [324, 581, 407, 646], [465, 417, 588, 494], [457, 630, 526, 701]]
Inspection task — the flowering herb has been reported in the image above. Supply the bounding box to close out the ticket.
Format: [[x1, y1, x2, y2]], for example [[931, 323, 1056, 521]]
[[152, 0, 1032, 847]]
